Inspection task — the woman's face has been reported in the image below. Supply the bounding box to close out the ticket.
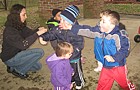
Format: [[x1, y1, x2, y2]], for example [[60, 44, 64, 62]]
[[20, 8, 27, 23]]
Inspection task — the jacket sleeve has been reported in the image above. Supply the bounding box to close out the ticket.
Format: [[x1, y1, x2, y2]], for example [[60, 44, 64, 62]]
[[5, 27, 38, 50], [71, 35, 84, 53], [40, 30, 58, 41], [21, 27, 38, 38], [71, 24, 99, 38], [112, 30, 130, 62]]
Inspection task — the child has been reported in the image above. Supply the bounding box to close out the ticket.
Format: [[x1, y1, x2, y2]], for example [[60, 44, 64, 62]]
[[94, 9, 112, 72], [46, 9, 62, 50], [70, 11, 135, 89], [94, 9, 126, 72], [39, 5, 85, 89], [46, 9, 62, 30], [45, 42, 74, 90]]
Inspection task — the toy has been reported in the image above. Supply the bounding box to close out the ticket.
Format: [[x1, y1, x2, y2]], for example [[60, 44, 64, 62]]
[[134, 26, 140, 43]]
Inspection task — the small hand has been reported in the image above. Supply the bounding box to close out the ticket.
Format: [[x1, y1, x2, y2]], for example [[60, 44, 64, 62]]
[[72, 72, 74, 76], [70, 83, 73, 89], [39, 37, 47, 45], [104, 55, 115, 62]]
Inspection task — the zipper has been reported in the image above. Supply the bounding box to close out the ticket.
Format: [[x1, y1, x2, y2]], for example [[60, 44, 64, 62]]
[[101, 33, 105, 66]]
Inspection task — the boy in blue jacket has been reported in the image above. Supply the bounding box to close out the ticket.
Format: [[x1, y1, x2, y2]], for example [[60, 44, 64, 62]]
[[46, 42, 74, 90], [69, 11, 135, 89]]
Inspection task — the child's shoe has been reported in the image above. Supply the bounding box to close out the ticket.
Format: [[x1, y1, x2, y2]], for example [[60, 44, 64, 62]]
[[71, 81, 75, 84], [76, 85, 82, 90]]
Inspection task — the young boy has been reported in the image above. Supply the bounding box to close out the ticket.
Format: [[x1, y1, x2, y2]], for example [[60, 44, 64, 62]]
[[39, 5, 85, 89], [94, 9, 112, 72], [45, 42, 74, 90], [46, 9, 62, 30], [94, 9, 126, 72], [70, 11, 135, 89], [46, 9, 62, 50]]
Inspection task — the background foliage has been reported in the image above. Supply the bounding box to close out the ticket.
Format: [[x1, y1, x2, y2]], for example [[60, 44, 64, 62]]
[[0, 0, 140, 28]]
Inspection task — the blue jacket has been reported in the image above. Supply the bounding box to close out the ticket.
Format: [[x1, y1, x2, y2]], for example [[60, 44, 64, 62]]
[[41, 26, 84, 62], [71, 24, 130, 68], [46, 53, 73, 89]]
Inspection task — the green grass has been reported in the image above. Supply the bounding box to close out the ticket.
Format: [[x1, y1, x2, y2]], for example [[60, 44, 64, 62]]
[[105, 4, 140, 14], [0, 11, 8, 27]]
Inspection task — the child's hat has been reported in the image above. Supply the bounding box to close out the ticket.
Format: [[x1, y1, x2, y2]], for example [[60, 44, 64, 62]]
[[52, 9, 62, 17], [60, 5, 80, 25]]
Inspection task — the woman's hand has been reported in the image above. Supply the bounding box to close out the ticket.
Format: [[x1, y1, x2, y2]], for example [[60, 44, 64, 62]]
[[37, 27, 47, 36]]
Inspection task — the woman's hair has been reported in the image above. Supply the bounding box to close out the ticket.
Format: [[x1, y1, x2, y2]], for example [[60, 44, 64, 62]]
[[55, 42, 73, 57], [5, 4, 26, 30]]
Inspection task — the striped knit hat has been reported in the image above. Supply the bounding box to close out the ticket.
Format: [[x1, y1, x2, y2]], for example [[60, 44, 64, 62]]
[[60, 5, 80, 25]]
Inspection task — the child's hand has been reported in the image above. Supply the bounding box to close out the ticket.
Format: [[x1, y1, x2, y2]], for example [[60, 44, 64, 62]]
[[39, 37, 48, 45], [70, 83, 73, 89], [72, 72, 74, 76], [81, 57, 86, 64], [104, 55, 115, 62]]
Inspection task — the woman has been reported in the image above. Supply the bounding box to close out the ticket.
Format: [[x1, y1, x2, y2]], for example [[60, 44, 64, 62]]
[[0, 4, 47, 79]]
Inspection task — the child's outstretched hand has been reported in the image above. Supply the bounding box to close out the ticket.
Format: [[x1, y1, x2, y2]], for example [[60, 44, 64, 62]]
[[104, 55, 115, 62], [39, 37, 48, 45]]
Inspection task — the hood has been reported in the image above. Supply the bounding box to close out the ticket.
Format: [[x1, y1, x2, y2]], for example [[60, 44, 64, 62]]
[[110, 25, 120, 34], [46, 53, 63, 70]]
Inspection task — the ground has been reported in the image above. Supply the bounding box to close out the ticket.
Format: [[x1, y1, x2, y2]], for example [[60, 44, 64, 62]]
[[0, 14, 140, 90]]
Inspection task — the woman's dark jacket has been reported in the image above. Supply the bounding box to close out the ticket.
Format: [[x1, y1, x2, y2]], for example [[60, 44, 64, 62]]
[[0, 26, 38, 62]]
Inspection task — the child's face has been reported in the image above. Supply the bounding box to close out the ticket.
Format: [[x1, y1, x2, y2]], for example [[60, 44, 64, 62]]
[[100, 15, 115, 33], [54, 11, 61, 21], [59, 17, 72, 30]]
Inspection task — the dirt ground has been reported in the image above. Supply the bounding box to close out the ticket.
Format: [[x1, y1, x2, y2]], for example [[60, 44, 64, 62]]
[[0, 15, 140, 90]]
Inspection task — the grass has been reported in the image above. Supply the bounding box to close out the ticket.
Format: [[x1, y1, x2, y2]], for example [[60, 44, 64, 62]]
[[0, 10, 8, 27], [105, 4, 140, 15]]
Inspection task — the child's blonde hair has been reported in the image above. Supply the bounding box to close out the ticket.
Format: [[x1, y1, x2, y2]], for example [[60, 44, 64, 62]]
[[55, 42, 73, 57]]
